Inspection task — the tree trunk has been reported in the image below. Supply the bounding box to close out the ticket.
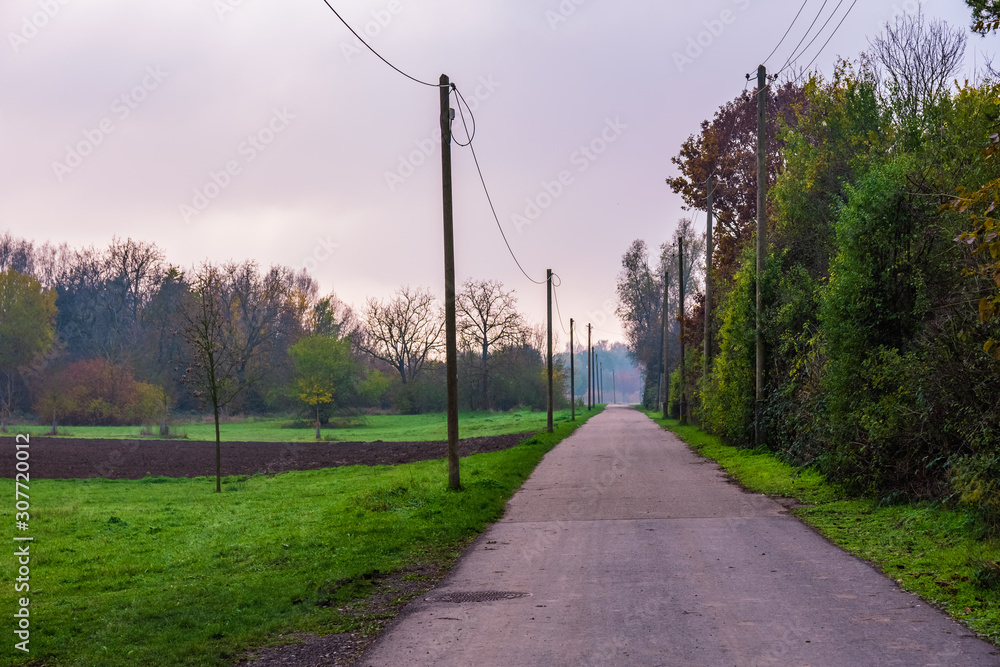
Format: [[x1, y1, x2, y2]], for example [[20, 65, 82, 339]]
[[214, 399, 221, 493], [481, 342, 489, 410], [315, 404, 321, 440]]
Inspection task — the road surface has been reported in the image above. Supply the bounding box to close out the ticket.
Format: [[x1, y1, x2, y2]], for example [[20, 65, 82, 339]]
[[360, 405, 999, 666]]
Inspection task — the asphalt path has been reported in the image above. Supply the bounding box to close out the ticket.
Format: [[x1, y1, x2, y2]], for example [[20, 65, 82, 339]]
[[360, 405, 1000, 666]]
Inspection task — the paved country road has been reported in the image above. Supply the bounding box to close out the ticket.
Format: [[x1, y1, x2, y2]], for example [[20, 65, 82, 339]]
[[360, 405, 1000, 666]]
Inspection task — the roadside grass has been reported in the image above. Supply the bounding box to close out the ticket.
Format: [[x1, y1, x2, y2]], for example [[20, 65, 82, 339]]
[[638, 407, 1000, 646], [1, 408, 575, 443], [0, 408, 602, 667]]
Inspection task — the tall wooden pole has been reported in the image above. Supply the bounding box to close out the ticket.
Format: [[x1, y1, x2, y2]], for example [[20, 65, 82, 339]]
[[440, 74, 460, 489], [679, 236, 687, 425], [595, 352, 600, 403], [661, 270, 669, 419], [755, 64, 767, 447], [570, 318, 575, 421], [704, 174, 714, 380], [612, 369, 616, 404], [587, 324, 592, 410], [546, 268, 553, 433]]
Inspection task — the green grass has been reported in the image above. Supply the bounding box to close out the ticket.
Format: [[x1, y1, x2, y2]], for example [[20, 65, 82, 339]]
[[1, 409, 575, 443], [0, 408, 603, 667], [639, 407, 1000, 646]]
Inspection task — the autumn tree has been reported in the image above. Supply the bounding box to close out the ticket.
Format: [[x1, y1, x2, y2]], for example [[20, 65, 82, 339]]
[[288, 334, 377, 438], [666, 81, 805, 284], [0, 269, 57, 431], [457, 279, 529, 410]]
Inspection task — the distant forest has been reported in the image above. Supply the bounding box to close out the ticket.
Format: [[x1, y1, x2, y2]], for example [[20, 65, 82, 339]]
[[0, 233, 633, 431]]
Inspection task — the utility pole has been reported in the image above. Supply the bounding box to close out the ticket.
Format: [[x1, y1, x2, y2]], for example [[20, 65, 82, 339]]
[[570, 318, 575, 421], [595, 352, 600, 403], [755, 63, 767, 447], [546, 268, 553, 433], [679, 236, 687, 425], [601, 362, 607, 403], [587, 324, 592, 410], [661, 270, 669, 420], [704, 174, 714, 381], [612, 369, 616, 404], [439, 74, 460, 490]]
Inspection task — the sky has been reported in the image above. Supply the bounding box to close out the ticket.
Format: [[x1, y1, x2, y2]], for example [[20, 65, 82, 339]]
[[0, 0, 989, 349]]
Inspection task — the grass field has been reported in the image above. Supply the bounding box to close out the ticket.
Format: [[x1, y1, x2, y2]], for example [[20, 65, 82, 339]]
[[0, 408, 603, 667], [1, 408, 577, 443], [639, 408, 1000, 646]]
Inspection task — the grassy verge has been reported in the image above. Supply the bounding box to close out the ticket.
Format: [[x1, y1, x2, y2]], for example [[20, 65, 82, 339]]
[[0, 407, 603, 667], [638, 407, 1000, 645], [1, 408, 577, 443]]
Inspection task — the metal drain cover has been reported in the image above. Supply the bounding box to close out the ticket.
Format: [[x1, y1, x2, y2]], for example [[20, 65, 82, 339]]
[[426, 591, 529, 603]]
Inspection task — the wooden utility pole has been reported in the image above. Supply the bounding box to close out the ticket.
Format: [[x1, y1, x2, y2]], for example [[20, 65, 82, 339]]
[[612, 369, 616, 404], [704, 174, 714, 380], [595, 352, 600, 403], [678, 236, 687, 425], [546, 268, 553, 433], [587, 324, 592, 410], [570, 318, 575, 421], [439, 74, 460, 489], [661, 270, 669, 419], [755, 64, 767, 447]]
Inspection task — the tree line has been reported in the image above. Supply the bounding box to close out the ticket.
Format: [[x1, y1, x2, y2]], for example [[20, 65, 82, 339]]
[[0, 234, 571, 434], [618, 8, 1000, 521]]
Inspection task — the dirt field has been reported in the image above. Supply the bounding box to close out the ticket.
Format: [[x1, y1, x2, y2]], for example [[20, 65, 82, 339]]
[[0, 433, 533, 479]]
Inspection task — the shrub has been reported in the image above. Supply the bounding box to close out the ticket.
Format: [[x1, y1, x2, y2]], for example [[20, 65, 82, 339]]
[[34, 358, 165, 426]]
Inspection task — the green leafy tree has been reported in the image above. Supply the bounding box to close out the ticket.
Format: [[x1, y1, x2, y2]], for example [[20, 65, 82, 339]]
[[0, 269, 56, 431], [288, 334, 368, 438]]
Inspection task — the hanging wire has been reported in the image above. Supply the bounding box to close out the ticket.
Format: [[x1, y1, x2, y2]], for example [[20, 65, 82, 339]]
[[775, 0, 831, 75], [451, 85, 476, 147], [319, 0, 444, 88], [452, 84, 546, 285], [551, 273, 569, 336], [793, 0, 860, 82], [761, 0, 811, 66], [776, 0, 847, 77]]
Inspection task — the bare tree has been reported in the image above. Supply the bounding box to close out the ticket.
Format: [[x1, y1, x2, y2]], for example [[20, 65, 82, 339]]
[[179, 261, 289, 493], [361, 286, 442, 384], [868, 7, 967, 120], [457, 279, 529, 409]]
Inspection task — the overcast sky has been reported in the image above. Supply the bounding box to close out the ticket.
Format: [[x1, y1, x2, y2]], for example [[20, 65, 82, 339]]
[[0, 0, 987, 346]]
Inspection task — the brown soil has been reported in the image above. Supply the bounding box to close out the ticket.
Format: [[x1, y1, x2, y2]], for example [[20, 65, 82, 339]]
[[0, 433, 533, 480]]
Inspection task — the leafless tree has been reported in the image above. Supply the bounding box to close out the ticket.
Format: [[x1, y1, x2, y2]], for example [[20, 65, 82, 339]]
[[360, 286, 442, 384], [179, 261, 291, 492], [457, 279, 529, 409], [867, 6, 967, 120]]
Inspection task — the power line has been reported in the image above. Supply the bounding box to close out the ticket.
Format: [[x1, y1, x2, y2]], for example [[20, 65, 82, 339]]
[[452, 86, 546, 286], [778, 0, 847, 77], [776, 0, 830, 75], [761, 0, 811, 66], [552, 274, 569, 336], [319, 0, 444, 88], [451, 86, 476, 147], [794, 0, 860, 81]]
